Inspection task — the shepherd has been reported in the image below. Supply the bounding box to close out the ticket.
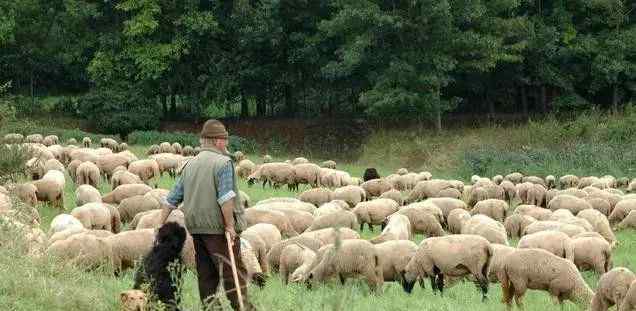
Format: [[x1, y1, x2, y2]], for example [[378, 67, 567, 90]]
[[161, 119, 251, 310]]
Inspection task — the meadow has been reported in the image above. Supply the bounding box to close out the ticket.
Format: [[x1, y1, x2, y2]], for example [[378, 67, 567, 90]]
[[0, 144, 635, 311]]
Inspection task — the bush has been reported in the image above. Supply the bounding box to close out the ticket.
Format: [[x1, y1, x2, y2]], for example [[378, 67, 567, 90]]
[[0, 145, 31, 183], [79, 88, 160, 139]]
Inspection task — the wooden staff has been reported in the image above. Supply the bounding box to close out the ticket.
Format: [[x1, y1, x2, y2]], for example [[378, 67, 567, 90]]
[[225, 231, 245, 311]]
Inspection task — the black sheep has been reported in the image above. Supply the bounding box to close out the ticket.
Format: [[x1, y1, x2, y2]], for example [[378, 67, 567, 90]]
[[363, 168, 381, 182]]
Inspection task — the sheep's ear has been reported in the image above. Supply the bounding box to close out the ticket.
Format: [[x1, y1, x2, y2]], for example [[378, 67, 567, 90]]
[[120, 292, 129, 303]]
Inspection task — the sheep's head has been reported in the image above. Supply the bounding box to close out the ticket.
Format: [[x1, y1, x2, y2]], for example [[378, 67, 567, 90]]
[[401, 271, 417, 294], [120, 290, 147, 311]]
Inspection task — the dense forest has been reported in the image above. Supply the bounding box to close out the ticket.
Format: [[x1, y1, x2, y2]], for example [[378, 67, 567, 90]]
[[1, 0, 635, 134]]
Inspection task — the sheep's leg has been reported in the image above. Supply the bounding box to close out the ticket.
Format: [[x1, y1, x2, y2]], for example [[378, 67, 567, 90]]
[[367, 223, 374, 232], [511, 280, 527, 310], [359, 222, 365, 232], [435, 273, 445, 296], [339, 274, 346, 285]]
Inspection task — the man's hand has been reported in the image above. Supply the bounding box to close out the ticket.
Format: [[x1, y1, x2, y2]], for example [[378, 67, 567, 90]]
[[225, 226, 237, 241]]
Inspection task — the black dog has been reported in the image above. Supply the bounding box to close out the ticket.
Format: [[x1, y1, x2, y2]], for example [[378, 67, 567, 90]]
[[363, 167, 380, 182], [133, 222, 186, 310]]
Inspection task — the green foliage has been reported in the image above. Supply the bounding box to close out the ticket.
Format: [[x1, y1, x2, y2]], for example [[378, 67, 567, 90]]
[[79, 88, 160, 139], [127, 130, 258, 153], [0, 145, 31, 183]]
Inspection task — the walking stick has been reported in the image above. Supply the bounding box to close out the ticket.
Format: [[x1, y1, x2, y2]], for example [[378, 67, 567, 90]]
[[225, 231, 245, 311]]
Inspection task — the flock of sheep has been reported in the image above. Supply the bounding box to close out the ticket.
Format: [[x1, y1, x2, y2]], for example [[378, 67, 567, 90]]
[[1, 132, 636, 310]]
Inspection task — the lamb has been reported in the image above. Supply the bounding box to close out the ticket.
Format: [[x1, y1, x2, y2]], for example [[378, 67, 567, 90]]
[[236, 159, 257, 179], [299, 188, 333, 207], [71, 202, 122, 233], [402, 235, 492, 300], [245, 208, 299, 237], [461, 215, 508, 245], [240, 229, 270, 274], [571, 236, 612, 274], [266, 236, 322, 272], [242, 223, 282, 254], [240, 238, 267, 287], [379, 189, 404, 205], [396, 206, 445, 237], [447, 208, 472, 234], [471, 199, 508, 222], [577, 209, 617, 247], [361, 179, 394, 198], [523, 220, 588, 237], [609, 199, 636, 225], [331, 185, 367, 208], [370, 214, 412, 244], [46, 233, 114, 270], [102, 184, 152, 204], [48, 213, 84, 235], [353, 198, 399, 231], [279, 244, 317, 284], [591, 267, 636, 311], [300, 227, 360, 246], [518, 231, 574, 261], [374, 240, 418, 288], [127, 159, 161, 185], [498, 248, 594, 310], [117, 195, 160, 223], [513, 204, 552, 220], [503, 214, 536, 239], [75, 185, 102, 206], [307, 239, 383, 292], [75, 161, 100, 187], [32, 170, 66, 209], [306, 210, 359, 232]]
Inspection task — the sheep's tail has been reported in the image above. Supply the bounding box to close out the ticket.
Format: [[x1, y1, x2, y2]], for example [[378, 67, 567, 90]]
[[374, 250, 384, 290], [482, 244, 494, 282], [499, 264, 513, 306]]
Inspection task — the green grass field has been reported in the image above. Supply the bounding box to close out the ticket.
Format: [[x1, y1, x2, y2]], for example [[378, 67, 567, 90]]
[[1, 147, 635, 311]]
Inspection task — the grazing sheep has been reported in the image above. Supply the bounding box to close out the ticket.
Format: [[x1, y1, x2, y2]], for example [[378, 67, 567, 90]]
[[513, 204, 552, 220], [545, 175, 556, 189], [504, 172, 523, 184], [403, 235, 492, 300], [105, 229, 155, 272], [321, 160, 336, 169], [257, 206, 314, 233], [75, 185, 102, 206], [46, 233, 114, 270], [157, 142, 174, 154], [102, 184, 152, 204], [620, 279, 636, 311], [111, 167, 144, 189], [76, 161, 100, 188], [370, 214, 412, 244], [407, 180, 456, 203], [471, 199, 508, 222], [181, 145, 194, 156], [331, 185, 366, 208], [522, 175, 547, 187], [127, 159, 161, 185], [292, 163, 322, 190], [585, 197, 612, 216], [240, 230, 270, 274], [266, 236, 322, 272], [134, 209, 185, 230], [71, 202, 122, 233], [245, 208, 299, 237], [255, 197, 301, 206], [3, 133, 23, 144], [146, 144, 160, 155], [306, 210, 358, 232], [242, 224, 282, 255], [571, 237, 612, 274], [559, 175, 580, 189], [486, 244, 516, 283], [300, 227, 360, 246], [503, 214, 536, 239], [26, 134, 44, 144], [48, 214, 84, 236], [117, 195, 160, 223], [374, 240, 418, 287], [577, 209, 617, 247], [169, 142, 182, 155], [313, 201, 346, 217], [32, 170, 66, 209], [617, 211, 636, 230], [353, 198, 400, 231], [548, 194, 593, 215], [236, 159, 257, 179], [550, 209, 595, 231], [95, 153, 131, 180], [447, 208, 472, 234], [14, 183, 37, 206], [518, 231, 574, 261], [609, 199, 636, 225], [240, 238, 267, 287], [396, 207, 445, 237], [523, 220, 588, 237], [461, 215, 508, 245], [43, 158, 65, 174], [299, 188, 333, 207], [379, 189, 404, 205], [291, 157, 309, 165], [99, 138, 118, 150], [279, 244, 317, 284], [361, 179, 394, 198], [307, 239, 383, 292], [591, 267, 636, 311], [247, 162, 295, 189], [498, 248, 594, 310]]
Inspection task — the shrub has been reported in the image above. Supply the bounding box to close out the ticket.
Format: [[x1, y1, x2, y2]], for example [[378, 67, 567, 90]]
[[0, 145, 31, 183]]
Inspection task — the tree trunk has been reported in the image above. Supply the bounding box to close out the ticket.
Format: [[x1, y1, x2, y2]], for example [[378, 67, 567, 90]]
[[163, 95, 169, 116], [240, 92, 249, 117], [520, 85, 528, 119], [256, 94, 265, 117], [284, 85, 294, 117], [612, 85, 619, 113], [171, 95, 178, 115], [540, 85, 547, 113], [435, 86, 442, 132], [30, 73, 35, 109]]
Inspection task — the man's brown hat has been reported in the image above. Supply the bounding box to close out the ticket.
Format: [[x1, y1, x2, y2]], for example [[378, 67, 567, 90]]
[[200, 119, 228, 139]]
